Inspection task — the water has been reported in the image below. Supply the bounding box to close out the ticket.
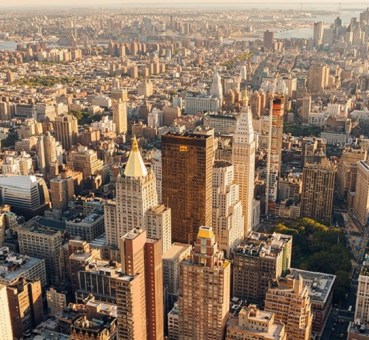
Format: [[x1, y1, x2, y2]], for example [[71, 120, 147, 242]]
[[0, 3, 367, 46]]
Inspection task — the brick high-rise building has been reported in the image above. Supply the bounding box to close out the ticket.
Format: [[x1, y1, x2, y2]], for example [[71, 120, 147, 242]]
[[144, 239, 164, 340], [308, 64, 329, 93], [116, 228, 164, 340], [162, 132, 214, 243], [232, 232, 292, 305], [270, 97, 284, 174], [301, 159, 336, 225], [7, 278, 44, 339], [117, 229, 147, 339], [178, 226, 231, 339], [50, 173, 75, 211], [265, 275, 313, 340], [232, 107, 255, 235], [113, 99, 127, 135], [54, 113, 78, 150], [261, 96, 284, 207]]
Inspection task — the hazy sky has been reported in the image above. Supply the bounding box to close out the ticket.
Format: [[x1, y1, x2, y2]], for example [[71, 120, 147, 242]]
[[0, 0, 363, 6]]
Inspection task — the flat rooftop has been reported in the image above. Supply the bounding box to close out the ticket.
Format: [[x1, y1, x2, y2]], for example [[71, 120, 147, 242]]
[[289, 268, 336, 304], [163, 242, 192, 260], [21, 216, 65, 234], [234, 232, 291, 259], [0, 251, 44, 283], [348, 321, 369, 336]]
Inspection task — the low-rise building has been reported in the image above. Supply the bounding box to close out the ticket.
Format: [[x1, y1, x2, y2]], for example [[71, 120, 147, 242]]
[[226, 304, 287, 340], [0, 246, 47, 288]]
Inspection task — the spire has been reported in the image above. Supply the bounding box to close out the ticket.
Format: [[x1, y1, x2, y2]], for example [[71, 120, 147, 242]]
[[234, 107, 254, 145], [124, 136, 148, 178]]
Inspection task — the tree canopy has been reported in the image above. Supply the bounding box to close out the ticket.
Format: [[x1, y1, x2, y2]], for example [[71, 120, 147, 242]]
[[273, 218, 352, 302]]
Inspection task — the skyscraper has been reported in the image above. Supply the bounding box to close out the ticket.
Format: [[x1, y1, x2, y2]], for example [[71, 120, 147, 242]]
[[269, 97, 284, 175], [212, 161, 244, 257], [265, 96, 284, 211], [113, 99, 128, 135], [54, 114, 78, 150], [240, 65, 247, 81], [265, 275, 313, 340], [210, 70, 223, 103], [116, 228, 164, 340], [263, 30, 274, 50], [162, 132, 213, 243], [117, 228, 147, 339], [232, 107, 255, 235], [106, 136, 158, 248], [313, 21, 324, 46], [353, 160, 369, 226], [178, 226, 231, 340], [50, 173, 75, 211], [36, 135, 46, 176], [301, 159, 336, 225], [144, 239, 164, 340], [0, 284, 13, 340], [146, 204, 172, 254], [308, 64, 329, 93]]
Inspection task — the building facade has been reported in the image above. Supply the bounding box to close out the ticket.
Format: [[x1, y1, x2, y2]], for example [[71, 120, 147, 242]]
[[162, 132, 213, 243], [265, 275, 313, 340], [212, 161, 244, 257], [232, 107, 255, 235], [232, 232, 292, 304], [301, 159, 336, 225], [178, 226, 231, 340]]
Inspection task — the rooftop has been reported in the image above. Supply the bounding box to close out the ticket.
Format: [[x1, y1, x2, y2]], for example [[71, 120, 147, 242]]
[[289, 268, 335, 304], [348, 321, 369, 336], [197, 226, 215, 239], [123, 136, 148, 178], [0, 247, 45, 283], [163, 242, 192, 260], [234, 232, 291, 258]]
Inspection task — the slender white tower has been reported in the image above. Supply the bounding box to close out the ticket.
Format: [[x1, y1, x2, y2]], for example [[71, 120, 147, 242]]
[[210, 70, 223, 103], [232, 107, 255, 235]]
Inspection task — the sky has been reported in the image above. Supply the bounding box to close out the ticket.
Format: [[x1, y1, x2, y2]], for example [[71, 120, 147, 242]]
[[0, 0, 367, 6]]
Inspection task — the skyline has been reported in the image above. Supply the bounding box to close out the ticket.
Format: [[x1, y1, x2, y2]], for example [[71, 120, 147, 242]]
[[2, 0, 369, 8]]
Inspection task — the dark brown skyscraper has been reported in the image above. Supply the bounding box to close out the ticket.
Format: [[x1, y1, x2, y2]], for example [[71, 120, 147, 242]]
[[162, 132, 213, 244], [301, 159, 336, 225]]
